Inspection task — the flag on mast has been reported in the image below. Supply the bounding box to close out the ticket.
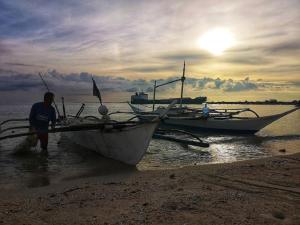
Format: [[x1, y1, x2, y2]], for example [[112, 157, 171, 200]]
[[92, 77, 102, 105]]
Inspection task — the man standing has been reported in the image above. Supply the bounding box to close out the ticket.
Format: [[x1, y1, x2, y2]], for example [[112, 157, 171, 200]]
[[202, 103, 210, 118], [29, 92, 56, 152]]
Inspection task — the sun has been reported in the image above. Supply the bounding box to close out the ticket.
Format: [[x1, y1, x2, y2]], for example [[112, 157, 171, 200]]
[[198, 28, 235, 55]]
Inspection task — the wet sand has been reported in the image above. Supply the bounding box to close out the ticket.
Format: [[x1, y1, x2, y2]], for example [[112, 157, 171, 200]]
[[0, 153, 299, 225]]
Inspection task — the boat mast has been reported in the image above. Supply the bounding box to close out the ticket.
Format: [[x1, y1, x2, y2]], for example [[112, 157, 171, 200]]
[[38, 72, 61, 118], [152, 61, 186, 111], [152, 80, 157, 111], [180, 61, 185, 108]]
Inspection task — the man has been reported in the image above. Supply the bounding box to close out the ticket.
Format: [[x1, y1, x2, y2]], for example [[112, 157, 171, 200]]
[[202, 103, 210, 118], [29, 92, 56, 152]]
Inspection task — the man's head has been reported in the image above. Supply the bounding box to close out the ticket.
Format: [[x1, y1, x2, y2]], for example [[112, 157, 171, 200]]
[[44, 92, 54, 106]]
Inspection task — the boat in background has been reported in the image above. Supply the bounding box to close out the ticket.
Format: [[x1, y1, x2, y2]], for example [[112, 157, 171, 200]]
[[129, 103, 299, 134], [131, 61, 206, 105], [128, 62, 300, 134], [131, 91, 206, 104]]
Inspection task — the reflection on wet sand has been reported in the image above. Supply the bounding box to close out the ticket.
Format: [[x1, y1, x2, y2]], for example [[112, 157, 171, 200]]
[[13, 150, 50, 188], [9, 137, 138, 188]]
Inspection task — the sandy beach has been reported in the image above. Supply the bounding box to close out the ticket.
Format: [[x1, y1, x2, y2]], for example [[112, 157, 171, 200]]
[[0, 153, 299, 225]]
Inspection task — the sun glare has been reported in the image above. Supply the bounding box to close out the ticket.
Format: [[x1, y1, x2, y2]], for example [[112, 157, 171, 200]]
[[198, 28, 235, 56]]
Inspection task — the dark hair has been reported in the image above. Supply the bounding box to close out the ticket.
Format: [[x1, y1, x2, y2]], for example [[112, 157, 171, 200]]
[[44, 92, 54, 101]]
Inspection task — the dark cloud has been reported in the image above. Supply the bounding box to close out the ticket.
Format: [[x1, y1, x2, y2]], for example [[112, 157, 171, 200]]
[[250, 31, 288, 40], [126, 87, 138, 92], [227, 46, 259, 53], [222, 77, 258, 92], [265, 41, 300, 54], [292, 81, 300, 86], [0, 73, 41, 91], [4, 62, 45, 68], [228, 40, 300, 57], [223, 56, 271, 65], [124, 65, 177, 73], [257, 64, 300, 74], [0, 68, 299, 95], [158, 51, 212, 62], [0, 6, 49, 38], [146, 87, 153, 92], [0, 41, 12, 55]]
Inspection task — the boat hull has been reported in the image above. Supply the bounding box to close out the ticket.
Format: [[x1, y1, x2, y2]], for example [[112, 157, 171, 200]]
[[64, 121, 158, 165], [130, 104, 299, 134], [138, 112, 293, 134], [160, 117, 266, 134]]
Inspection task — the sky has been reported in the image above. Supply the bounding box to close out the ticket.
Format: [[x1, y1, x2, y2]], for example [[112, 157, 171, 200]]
[[0, 0, 299, 103]]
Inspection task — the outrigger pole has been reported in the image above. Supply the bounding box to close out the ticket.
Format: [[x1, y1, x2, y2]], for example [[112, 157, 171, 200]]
[[0, 121, 143, 141], [152, 61, 186, 111], [38, 72, 61, 118]]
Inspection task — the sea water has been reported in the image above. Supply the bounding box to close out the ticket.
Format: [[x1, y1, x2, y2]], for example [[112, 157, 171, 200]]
[[0, 103, 299, 188]]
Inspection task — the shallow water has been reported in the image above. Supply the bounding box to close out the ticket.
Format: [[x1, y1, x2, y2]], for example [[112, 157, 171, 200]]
[[0, 103, 299, 188]]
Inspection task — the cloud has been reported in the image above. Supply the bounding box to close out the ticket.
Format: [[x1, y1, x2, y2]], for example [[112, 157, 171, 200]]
[[222, 77, 258, 92], [222, 55, 272, 65], [0, 73, 42, 91], [250, 31, 288, 40], [292, 81, 300, 87], [4, 62, 45, 68], [158, 51, 212, 62], [124, 65, 177, 73], [2, 69, 294, 95], [264, 41, 300, 54], [255, 64, 300, 74], [0, 41, 12, 54], [0, 0, 299, 81]]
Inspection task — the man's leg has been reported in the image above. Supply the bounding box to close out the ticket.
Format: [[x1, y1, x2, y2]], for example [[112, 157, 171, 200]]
[[37, 133, 48, 151]]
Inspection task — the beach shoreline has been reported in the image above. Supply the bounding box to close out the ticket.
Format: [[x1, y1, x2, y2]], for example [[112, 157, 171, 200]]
[[0, 152, 299, 225]]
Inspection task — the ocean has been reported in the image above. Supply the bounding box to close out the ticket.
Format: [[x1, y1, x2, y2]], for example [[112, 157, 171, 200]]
[[0, 103, 299, 188]]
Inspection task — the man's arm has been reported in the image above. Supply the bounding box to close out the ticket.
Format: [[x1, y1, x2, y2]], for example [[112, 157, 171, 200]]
[[50, 107, 56, 129], [29, 104, 36, 127]]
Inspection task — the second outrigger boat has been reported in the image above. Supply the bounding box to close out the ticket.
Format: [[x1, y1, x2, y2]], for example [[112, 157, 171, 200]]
[[128, 62, 299, 134], [128, 103, 299, 134]]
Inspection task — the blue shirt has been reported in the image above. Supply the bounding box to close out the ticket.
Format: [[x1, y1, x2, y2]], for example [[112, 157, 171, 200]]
[[29, 102, 56, 132], [203, 106, 210, 117]]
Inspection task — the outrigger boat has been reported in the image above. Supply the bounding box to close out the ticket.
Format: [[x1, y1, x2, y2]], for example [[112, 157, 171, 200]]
[[128, 62, 300, 134], [0, 77, 166, 165], [128, 103, 299, 134], [0, 103, 209, 165], [0, 75, 209, 165], [0, 116, 159, 165], [63, 118, 159, 165]]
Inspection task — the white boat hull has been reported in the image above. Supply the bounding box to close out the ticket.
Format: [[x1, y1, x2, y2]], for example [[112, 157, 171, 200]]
[[161, 116, 279, 133], [64, 121, 158, 165], [130, 105, 299, 134]]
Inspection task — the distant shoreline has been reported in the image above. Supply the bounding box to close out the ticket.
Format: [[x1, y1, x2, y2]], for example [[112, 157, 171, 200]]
[[206, 101, 300, 105], [0, 101, 299, 106], [125, 101, 300, 105]]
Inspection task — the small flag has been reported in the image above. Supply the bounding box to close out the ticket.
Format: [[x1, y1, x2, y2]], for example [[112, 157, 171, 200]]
[[92, 77, 102, 104]]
